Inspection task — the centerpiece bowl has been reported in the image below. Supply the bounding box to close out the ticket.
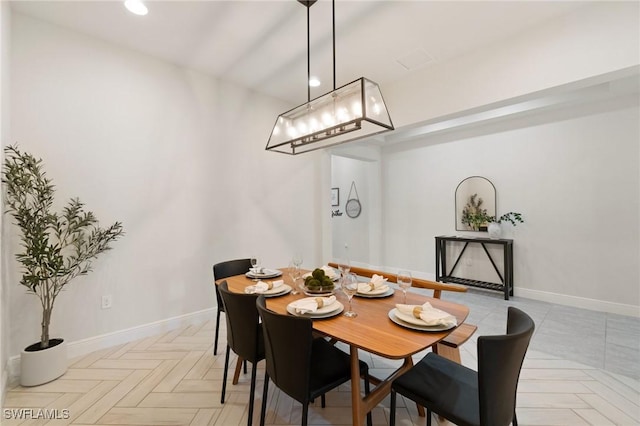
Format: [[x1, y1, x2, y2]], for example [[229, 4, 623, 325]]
[[302, 268, 336, 296]]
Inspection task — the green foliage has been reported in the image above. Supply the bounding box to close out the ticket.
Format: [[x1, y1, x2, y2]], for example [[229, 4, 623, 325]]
[[461, 193, 524, 230], [2, 145, 124, 349], [461, 194, 489, 231], [493, 212, 524, 226]]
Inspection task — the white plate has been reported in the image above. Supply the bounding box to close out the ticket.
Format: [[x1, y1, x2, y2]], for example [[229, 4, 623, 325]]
[[355, 287, 394, 298], [245, 269, 283, 279], [287, 299, 344, 318], [245, 284, 292, 297], [388, 308, 456, 332]]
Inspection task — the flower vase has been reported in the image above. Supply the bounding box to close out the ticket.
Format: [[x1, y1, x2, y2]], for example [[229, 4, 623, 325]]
[[488, 222, 502, 239]]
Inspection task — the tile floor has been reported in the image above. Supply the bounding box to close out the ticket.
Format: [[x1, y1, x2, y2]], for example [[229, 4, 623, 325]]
[[3, 288, 639, 425]]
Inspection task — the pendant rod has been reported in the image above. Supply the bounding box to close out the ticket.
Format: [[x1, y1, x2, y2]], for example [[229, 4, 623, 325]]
[[307, 4, 311, 102], [332, 0, 336, 91]]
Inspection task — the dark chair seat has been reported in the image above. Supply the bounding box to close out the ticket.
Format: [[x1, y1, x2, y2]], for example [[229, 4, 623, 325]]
[[390, 307, 535, 426], [393, 353, 480, 426]]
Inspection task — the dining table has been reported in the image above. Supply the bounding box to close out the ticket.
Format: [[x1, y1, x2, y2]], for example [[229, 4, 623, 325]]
[[220, 267, 470, 426]]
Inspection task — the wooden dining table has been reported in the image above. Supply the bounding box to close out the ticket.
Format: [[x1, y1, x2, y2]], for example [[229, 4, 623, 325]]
[[221, 268, 470, 426]]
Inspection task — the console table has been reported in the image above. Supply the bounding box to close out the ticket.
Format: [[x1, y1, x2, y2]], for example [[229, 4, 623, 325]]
[[435, 235, 514, 300]]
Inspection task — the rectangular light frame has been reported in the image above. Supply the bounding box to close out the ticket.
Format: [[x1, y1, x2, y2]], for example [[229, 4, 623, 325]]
[[266, 77, 394, 155]]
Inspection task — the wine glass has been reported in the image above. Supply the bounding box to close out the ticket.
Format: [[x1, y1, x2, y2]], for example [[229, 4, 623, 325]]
[[341, 272, 358, 318], [292, 252, 303, 269], [250, 255, 261, 272], [397, 270, 412, 304], [288, 260, 301, 295], [336, 258, 351, 282]]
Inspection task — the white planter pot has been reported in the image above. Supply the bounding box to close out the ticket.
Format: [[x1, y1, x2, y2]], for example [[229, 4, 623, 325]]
[[20, 338, 67, 386], [488, 222, 502, 239]]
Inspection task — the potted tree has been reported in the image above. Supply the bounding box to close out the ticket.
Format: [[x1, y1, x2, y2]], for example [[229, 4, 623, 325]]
[[2, 145, 124, 386]]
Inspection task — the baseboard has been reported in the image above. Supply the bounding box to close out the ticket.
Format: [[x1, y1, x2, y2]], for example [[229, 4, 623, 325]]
[[354, 263, 639, 317], [7, 308, 215, 381], [516, 287, 639, 317]]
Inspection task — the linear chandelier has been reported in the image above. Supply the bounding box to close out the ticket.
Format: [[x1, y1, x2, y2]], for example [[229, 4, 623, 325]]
[[266, 0, 394, 155]]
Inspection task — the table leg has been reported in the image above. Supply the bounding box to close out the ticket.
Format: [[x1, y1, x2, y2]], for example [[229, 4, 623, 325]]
[[350, 346, 364, 426], [349, 346, 415, 426], [232, 357, 243, 385]]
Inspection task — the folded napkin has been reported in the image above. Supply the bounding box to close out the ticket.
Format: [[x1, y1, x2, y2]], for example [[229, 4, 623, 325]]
[[245, 280, 284, 294], [320, 265, 338, 279], [395, 302, 457, 327], [249, 267, 265, 274], [357, 274, 389, 293], [290, 295, 336, 314]]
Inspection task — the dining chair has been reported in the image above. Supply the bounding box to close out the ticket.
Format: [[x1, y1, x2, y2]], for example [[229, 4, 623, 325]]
[[256, 296, 372, 426], [218, 280, 265, 426], [389, 307, 535, 426], [213, 258, 252, 355]]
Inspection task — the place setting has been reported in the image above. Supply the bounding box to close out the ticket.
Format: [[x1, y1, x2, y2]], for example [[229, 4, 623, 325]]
[[244, 279, 291, 297], [388, 301, 458, 332], [286, 295, 344, 318], [301, 264, 340, 282], [354, 274, 394, 298], [245, 255, 283, 280]]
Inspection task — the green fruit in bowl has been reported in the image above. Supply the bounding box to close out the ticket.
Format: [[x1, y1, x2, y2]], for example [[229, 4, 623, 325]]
[[307, 278, 321, 288], [311, 268, 325, 279]]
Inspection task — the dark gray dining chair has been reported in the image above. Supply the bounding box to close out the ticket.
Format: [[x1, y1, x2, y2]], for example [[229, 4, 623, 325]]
[[218, 280, 265, 426], [256, 296, 372, 426], [390, 307, 535, 426], [212, 258, 252, 355]]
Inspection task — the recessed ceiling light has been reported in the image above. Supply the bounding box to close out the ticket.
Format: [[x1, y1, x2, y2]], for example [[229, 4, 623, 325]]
[[309, 77, 321, 87], [124, 0, 148, 16]]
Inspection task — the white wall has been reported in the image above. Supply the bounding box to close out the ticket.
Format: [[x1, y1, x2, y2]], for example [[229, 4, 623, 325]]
[[7, 14, 323, 363], [387, 1, 640, 129], [0, 0, 11, 405], [331, 156, 373, 264], [381, 97, 639, 315]]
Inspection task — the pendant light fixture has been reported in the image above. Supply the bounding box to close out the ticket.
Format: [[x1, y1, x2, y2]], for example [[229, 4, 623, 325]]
[[266, 0, 394, 155]]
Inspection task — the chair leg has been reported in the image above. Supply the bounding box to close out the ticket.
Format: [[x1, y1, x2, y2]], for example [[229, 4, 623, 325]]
[[221, 345, 231, 404], [214, 309, 222, 355], [244, 359, 248, 374], [302, 402, 309, 426], [321, 394, 325, 408], [389, 390, 396, 426], [513, 411, 518, 426], [247, 361, 258, 426], [427, 408, 432, 426], [260, 374, 270, 426]]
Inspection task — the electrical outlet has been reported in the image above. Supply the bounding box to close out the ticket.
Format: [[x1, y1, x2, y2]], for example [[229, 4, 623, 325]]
[[101, 295, 113, 309], [344, 243, 348, 249]]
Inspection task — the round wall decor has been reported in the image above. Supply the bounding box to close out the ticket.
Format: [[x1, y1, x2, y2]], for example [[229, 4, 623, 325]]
[[346, 199, 361, 218], [346, 181, 362, 218]]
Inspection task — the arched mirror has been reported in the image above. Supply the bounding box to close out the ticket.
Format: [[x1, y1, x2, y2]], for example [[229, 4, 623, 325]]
[[455, 176, 496, 231]]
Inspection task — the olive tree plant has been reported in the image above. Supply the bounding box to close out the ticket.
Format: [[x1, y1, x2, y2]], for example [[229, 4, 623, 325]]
[[2, 145, 124, 350]]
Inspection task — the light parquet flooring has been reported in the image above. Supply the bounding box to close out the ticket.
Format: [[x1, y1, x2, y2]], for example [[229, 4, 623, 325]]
[[3, 318, 639, 425]]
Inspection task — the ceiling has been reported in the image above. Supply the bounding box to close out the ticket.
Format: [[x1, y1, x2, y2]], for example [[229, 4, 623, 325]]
[[10, 0, 591, 107]]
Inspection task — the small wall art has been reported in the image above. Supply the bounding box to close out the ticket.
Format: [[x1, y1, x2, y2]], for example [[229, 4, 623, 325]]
[[331, 188, 340, 206]]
